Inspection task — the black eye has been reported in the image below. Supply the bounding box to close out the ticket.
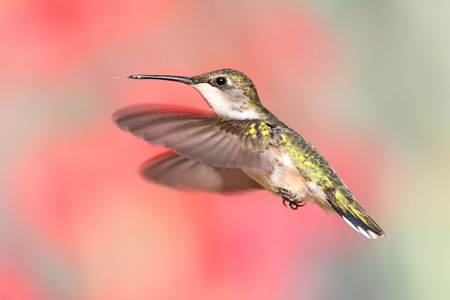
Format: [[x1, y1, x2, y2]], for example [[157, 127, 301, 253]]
[[215, 77, 227, 86]]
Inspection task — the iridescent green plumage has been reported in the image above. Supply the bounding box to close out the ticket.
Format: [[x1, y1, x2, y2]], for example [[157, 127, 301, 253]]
[[275, 128, 385, 238]]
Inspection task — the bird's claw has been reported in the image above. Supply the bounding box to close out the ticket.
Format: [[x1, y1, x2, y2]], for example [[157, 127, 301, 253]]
[[283, 199, 305, 210], [279, 188, 305, 210]]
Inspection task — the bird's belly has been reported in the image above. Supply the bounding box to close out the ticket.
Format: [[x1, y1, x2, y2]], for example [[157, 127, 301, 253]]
[[244, 152, 331, 212], [243, 170, 277, 195]]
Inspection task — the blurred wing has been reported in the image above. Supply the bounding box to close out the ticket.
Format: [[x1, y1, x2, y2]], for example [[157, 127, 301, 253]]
[[139, 151, 263, 193], [113, 105, 272, 171]]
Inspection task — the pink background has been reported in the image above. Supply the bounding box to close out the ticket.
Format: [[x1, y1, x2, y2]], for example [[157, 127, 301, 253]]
[[1, 1, 448, 299]]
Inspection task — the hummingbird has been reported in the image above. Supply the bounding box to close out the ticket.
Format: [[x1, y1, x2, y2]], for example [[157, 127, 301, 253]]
[[113, 69, 387, 239]]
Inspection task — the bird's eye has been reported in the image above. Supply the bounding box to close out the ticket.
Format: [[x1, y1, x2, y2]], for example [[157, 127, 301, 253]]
[[215, 77, 227, 86]]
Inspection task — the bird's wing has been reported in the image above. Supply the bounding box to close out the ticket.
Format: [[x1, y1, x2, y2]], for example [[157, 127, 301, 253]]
[[139, 151, 263, 192], [113, 104, 273, 171]]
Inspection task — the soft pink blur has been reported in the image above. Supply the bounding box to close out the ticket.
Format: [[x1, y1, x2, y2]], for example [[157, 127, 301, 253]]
[[0, 1, 392, 299]]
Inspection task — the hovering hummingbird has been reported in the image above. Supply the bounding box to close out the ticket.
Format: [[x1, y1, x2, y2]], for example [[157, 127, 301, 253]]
[[113, 69, 386, 239]]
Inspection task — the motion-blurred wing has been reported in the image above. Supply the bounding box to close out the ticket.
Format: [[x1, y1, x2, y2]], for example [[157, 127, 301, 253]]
[[139, 151, 263, 192], [113, 105, 273, 171]]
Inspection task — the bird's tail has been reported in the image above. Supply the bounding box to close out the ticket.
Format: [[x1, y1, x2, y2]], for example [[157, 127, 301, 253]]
[[325, 187, 387, 239]]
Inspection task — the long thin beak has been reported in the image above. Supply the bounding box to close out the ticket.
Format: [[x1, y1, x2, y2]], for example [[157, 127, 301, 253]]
[[127, 74, 197, 84]]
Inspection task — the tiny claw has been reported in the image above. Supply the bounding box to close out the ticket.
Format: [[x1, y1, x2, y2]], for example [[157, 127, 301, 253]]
[[280, 187, 304, 210], [282, 198, 305, 210]]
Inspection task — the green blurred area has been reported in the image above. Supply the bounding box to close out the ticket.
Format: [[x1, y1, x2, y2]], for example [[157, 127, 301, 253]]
[[306, 1, 450, 299]]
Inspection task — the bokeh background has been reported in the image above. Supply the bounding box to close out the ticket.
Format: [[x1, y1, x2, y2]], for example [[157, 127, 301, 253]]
[[1, 0, 449, 299]]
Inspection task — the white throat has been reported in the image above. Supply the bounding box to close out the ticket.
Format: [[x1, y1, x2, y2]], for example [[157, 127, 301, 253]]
[[193, 83, 261, 120]]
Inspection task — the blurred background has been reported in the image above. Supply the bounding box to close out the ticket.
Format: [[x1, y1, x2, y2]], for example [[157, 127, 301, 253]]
[[0, 0, 448, 299]]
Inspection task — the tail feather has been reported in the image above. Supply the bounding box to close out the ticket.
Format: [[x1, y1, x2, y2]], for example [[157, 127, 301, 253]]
[[326, 199, 387, 239], [322, 186, 387, 239]]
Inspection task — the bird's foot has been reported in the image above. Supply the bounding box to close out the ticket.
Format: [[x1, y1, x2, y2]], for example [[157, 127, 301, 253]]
[[279, 188, 305, 210]]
